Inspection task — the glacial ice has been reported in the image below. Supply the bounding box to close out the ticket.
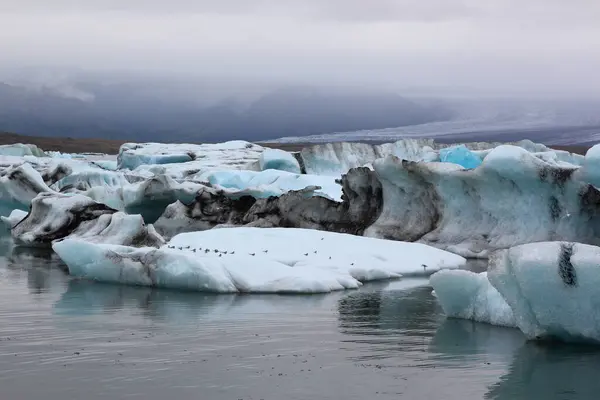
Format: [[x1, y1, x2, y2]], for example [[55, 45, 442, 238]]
[[196, 169, 342, 201], [258, 148, 301, 174], [0, 143, 47, 157], [439, 145, 482, 169], [366, 145, 600, 257], [52, 227, 465, 293], [12, 192, 164, 248], [431, 241, 600, 344], [298, 139, 438, 176], [488, 242, 600, 343], [430, 270, 516, 327], [117, 141, 264, 170], [0, 209, 28, 228], [153, 167, 381, 239], [0, 163, 57, 210]]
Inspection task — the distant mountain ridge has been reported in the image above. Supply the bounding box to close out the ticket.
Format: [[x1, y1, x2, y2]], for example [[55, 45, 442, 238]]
[[0, 80, 452, 143]]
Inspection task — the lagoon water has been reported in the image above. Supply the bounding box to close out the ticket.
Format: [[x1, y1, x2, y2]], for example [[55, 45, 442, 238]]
[[1, 237, 599, 400]]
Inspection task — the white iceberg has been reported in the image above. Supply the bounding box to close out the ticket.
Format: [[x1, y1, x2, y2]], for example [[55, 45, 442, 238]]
[[52, 227, 465, 293], [432, 241, 600, 344], [488, 241, 600, 343]]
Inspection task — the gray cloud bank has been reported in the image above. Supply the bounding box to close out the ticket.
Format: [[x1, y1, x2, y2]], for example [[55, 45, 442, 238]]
[[1, 0, 599, 96]]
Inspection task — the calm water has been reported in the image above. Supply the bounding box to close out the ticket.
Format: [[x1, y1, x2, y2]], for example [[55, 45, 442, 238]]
[[1, 238, 600, 400]]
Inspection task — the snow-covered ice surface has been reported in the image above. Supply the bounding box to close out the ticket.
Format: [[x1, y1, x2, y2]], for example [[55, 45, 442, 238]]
[[431, 241, 600, 344], [52, 227, 465, 293]]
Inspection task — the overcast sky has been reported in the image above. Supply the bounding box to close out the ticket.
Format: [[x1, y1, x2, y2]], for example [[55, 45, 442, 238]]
[[1, 0, 599, 96]]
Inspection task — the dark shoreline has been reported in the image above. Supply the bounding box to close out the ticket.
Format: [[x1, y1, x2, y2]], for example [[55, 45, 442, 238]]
[[0, 131, 592, 155]]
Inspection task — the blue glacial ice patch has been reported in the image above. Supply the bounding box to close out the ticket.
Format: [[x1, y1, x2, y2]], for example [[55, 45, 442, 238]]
[[439, 145, 482, 169], [259, 149, 301, 174]]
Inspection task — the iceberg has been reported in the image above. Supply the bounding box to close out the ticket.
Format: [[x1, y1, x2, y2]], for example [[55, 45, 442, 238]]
[[488, 242, 600, 343], [439, 145, 482, 169], [117, 141, 264, 170], [52, 227, 465, 293], [12, 192, 164, 248], [0, 209, 28, 228], [0, 143, 47, 157], [195, 169, 342, 201], [298, 139, 438, 176], [432, 241, 600, 344], [0, 163, 57, 211], [153, 167, 382, 238], [258, 148, 301, 174], [430, 270, 516, 327], [366, 145, 600, 257]]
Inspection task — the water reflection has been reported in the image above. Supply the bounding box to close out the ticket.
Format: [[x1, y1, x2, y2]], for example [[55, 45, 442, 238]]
[[54, 279, 346, 323], [486, 343, 600, 400], [0, 239, 68, 294], [430, 319, 525, 366]]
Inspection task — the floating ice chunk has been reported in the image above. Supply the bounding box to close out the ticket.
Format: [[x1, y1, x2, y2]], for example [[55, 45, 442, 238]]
[[168, 227, 466, 279], [259, 148, 301, 174], [12, 192, 164, 248], [430, 270, 516, 328], [52, 227, 464, 293], [439, 145, 482, 169], [0, 143, 46, 157], [0, 209, 28, 228], [488, 242, 600, 343], [0, 163, 56, 211], [52, 240, 361, 293]]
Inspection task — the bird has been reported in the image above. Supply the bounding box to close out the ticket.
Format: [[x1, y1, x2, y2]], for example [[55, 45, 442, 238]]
[[192, 249, 197, 253], [185, 246, 190, 249], [231, 251, 235, 255], [329, 256, 331, 260], [250, 253, 255, 256], [218, 254, 222, 257], [178, 247, 183, 250], [223, 251, 228, 254], [314, 251, 317, 254], [350, 263, 354, 266], [321, 238, 324, 240], [263, 250, 268, 253], [213, 249, 219, 253], [304, 253, 308, 256], [204, 249, 210, 253]]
